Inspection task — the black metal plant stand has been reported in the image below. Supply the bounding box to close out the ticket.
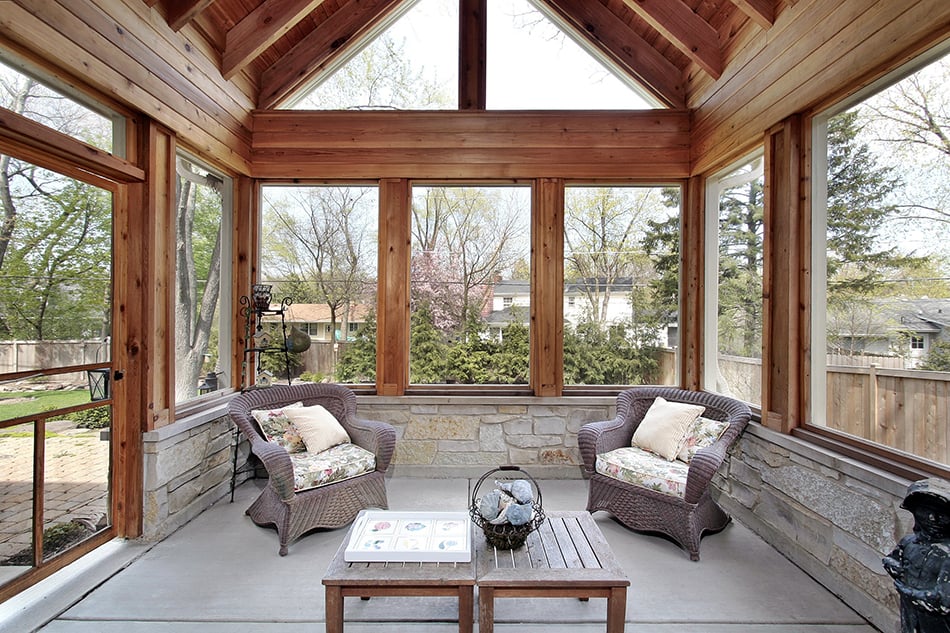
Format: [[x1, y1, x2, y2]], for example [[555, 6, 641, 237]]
[[231, 284, 294, 501]]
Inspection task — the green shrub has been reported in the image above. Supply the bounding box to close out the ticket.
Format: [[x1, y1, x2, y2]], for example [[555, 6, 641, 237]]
[[299, 371, 325, 383], [73, 407, 110, 429]]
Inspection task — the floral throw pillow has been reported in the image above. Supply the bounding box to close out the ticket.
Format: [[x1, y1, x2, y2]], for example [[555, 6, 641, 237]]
[[250, 402, 306, 453], [676, 417, 730, 463]]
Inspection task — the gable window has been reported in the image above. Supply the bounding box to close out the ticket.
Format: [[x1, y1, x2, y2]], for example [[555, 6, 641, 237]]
[[286, 0, 656, 112], [811, 48, 950, 471]]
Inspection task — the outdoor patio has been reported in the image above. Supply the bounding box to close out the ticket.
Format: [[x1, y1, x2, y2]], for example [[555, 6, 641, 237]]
[[1, 475, 881, 632]]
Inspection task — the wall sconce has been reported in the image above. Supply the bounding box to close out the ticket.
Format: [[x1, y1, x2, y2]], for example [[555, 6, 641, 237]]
[[87, 368, 110, 402]]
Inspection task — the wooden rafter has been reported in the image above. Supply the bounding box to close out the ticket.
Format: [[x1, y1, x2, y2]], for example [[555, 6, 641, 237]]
[[619, 0, 722, 79], [258, 0, 404, 109], [164, 0, 216, 32], [222, 0, 329, 80], [731, 0, 775, 30], [542, 0, 685, 108]]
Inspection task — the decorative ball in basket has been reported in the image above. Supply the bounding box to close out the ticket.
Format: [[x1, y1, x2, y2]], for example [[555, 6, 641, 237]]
[[470, 465, 545, 550]]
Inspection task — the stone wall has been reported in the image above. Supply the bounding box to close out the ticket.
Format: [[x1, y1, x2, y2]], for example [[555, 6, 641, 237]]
[[141, 405, 237, 541], [717, 423, 909, 633], [356, 395, 616, 478]]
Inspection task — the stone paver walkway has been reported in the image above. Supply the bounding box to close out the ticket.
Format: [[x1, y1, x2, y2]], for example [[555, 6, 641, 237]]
[[0, 423, 109, 561]]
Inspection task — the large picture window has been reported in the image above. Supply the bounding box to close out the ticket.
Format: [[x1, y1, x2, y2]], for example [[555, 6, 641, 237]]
[[173, 155, 231, 403], [563, 185, 680, 386], [260, 185, 378, 385], [705, 154, 765, 405], [409, 185, 530, 385], [812, 49, 950, 469]]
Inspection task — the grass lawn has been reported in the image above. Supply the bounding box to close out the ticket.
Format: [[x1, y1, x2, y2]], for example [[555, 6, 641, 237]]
[[0, 390, 91, 425]]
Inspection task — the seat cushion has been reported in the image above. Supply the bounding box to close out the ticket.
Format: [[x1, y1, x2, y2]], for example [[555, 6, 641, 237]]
[[289, 442, 377, 492], [595, 446, 689, 498]]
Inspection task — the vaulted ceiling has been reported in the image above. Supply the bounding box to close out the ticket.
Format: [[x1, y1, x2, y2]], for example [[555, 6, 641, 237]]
[[145, 0, 780, 110]]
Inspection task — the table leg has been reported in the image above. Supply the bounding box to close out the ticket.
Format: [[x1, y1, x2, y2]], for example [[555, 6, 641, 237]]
[[606, 586, 627, 633], [325, 586, 344, 633], [459, 585, 474, 633], [478, 586, 495, 633]]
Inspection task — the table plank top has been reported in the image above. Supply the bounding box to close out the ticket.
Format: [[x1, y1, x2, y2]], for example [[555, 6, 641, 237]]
[[475, 511, 629, 588]]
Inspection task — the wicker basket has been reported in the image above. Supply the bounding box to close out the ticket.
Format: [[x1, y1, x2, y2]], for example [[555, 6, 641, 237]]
[[470, 465, 545, 550]]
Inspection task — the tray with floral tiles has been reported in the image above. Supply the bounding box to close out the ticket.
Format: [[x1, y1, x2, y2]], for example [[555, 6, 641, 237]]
[[344, 510, 472, 563]]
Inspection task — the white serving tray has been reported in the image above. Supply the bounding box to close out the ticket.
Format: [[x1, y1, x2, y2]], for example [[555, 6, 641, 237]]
[[344, 511, 472, 563]]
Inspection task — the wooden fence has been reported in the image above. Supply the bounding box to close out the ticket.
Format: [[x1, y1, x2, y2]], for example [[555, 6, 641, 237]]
[[719, 354, 950, 466]]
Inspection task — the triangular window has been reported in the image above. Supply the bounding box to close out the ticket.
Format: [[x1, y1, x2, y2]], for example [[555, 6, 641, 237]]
[[288, 0, 458, 110], [286, 0, 657, 110], [488, 0, 656, 109]]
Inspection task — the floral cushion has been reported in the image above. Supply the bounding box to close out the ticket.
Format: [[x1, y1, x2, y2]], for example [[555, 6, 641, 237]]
[[677, 417, 730, 463], [289, 442, 377, 492], [596, 445, 689, 498], [251, 402, 306, 453]]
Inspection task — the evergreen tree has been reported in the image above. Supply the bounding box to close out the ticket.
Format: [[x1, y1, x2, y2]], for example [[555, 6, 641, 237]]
[[826, 109, 911, 294], [409, 302, 448, 383], [336, 310, 377, 382]]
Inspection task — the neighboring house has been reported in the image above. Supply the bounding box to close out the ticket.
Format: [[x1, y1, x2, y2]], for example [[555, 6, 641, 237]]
[[275, 303, 372, 342], [486, 279, 676, 347], [827, 298, 950, 367]]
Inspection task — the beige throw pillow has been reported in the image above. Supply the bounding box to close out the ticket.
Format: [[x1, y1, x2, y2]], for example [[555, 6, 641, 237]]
[[631, 397, 705, 461], [282, 405, 351, 455]]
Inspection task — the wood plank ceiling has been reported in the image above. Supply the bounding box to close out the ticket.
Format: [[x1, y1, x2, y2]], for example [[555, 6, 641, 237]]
[[147, 0, 779, 110]]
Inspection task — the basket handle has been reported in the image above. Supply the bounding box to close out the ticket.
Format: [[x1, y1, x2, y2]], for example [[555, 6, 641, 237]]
[[471, 465, 542, 508]]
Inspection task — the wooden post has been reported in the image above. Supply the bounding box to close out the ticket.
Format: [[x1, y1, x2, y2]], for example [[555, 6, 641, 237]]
[[680, 175, 705, 391], [459, 0, 486, 110], [762, 115, 805, 433], [377, 178, 411, 395], [531, 178, 564, 396]]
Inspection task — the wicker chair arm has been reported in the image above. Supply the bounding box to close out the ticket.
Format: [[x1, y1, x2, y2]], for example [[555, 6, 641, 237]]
[[683, 439, 729, 503], [578, 417, 630, 475], [249, 439, 296, 501], [344, 416, 397, 473]]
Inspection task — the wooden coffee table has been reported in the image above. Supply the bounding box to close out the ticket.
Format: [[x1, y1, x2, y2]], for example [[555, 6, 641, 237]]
[[474, 510, 629, 633], [322, 511, 476, 633]]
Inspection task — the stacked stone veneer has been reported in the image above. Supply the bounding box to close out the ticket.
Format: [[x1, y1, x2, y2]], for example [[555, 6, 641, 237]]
[[717, 423, 908, 633], [356, 395, 615, 478], [142, 405, 237, 541]]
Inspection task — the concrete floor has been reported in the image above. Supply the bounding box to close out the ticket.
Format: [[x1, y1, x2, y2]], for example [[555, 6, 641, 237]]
[[1, 476, 881, 632]]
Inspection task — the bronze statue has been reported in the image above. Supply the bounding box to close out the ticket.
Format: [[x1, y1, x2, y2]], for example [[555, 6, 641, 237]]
[[884, 478, 950, 632]]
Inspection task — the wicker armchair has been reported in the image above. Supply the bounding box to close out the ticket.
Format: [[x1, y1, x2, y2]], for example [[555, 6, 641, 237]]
[[228, 383, 396, 555], [578, 387, 751, 561]]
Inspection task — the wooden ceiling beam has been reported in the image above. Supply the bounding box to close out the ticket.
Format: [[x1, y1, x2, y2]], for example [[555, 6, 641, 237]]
[[222, 0, 329, 80], [730, 0, 775, 29], [542, 0, 685, 108], [258, 0, 404, 109], [164, 0, 216, 32], [619, 0, 722, 79]]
